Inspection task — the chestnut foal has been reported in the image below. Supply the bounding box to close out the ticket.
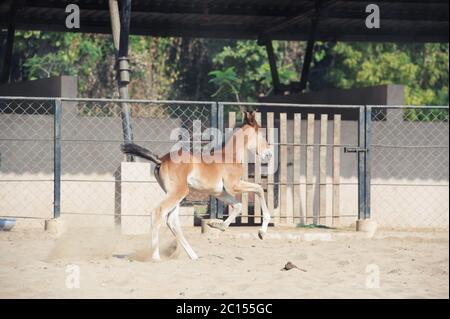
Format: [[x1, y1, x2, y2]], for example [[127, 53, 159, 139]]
[[121, 112, 273, 260]]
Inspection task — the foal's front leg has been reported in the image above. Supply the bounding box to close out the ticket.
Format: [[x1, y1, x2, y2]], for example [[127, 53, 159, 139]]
[[208, 190, 242, 231], [232, 181, 271, 239]]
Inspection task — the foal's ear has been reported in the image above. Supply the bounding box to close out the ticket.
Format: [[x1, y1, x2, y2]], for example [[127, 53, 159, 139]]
[[244, 111, 257, 126]]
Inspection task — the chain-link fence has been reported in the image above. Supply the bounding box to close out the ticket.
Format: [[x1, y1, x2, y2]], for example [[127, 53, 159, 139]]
[[370, 106, 449, 228], [0, 97, 215, 231], [1, 97, 448, 231], [0, 98, 55, 229]]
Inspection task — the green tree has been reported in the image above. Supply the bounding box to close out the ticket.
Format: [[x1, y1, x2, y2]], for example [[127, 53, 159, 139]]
[[209, 40, 299, 102], [310, 42, 449, 106]]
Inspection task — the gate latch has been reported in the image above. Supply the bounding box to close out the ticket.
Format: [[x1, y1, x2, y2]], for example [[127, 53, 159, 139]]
[[344, 147, 368, 153]]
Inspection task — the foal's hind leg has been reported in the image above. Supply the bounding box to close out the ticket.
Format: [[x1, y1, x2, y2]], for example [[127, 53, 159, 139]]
[[167, 205, 198, 260], [208, 190, 241, 231], [151, 189, 187, 260]]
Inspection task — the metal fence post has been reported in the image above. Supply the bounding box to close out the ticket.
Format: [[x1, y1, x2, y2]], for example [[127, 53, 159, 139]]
[[358, 105, 366, 220], [217, 102, 225, 219], [209, 102, 218, 219], [365, 105, 372, 219], [53, 99, 62, 219]]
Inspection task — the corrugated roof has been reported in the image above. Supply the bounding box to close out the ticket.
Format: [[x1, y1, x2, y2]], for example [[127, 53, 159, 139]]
[[0, 0, 448, 42]]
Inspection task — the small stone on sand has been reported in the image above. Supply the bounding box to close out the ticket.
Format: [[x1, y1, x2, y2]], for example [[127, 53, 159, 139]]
[[282, 261, 307, 272]]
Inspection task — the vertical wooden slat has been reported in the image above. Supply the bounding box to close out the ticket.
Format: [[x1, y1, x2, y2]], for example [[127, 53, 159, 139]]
[[333, 114, 341, 226], [254, 112, 262, 224], [267, 113, 275, 224], [241, 112, 248, 224], [279, 113, 287, 224], [319, 114, 328, 225], [228, 112, 237, 223], [293, 113, 301, 225], [306, 113, 315, 224]]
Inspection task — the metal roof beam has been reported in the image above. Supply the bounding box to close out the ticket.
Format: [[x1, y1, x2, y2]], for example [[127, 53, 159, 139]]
[[264, 0, 337, 35]]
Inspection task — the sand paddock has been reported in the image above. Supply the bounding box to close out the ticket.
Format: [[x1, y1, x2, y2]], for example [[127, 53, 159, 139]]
[[0, 226, 448, 299]]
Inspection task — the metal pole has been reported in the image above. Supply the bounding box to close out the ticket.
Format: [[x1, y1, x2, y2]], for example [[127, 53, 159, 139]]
[[209, 102, 218, 219], [365, 105, 372, 219], [109, 0, 134, 160], [217, 102, 225, 219], [298, 7, 319, 92], [1, 2, 17, 84], [118, 0, 134, 146], [53, 99, 62, 218], [263, 40, 281, 95], [108, 0, 121, 53], [358, 105, 366, 220]]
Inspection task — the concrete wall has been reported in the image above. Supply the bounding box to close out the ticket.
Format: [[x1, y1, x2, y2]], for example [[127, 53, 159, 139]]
[[259, 84, 405, 106], [0, 76, 78, 98]]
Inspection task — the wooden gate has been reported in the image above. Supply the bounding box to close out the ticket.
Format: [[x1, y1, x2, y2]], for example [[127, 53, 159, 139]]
[[224, 110, 343, 227]]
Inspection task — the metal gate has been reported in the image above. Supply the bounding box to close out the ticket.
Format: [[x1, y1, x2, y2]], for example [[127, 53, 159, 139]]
[[211, 102, 363, 227]]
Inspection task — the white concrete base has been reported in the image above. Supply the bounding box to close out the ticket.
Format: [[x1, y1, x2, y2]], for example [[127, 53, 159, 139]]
[[45, 218, 67, 236], [356, 219, 377, 237], [119, 162, 165, 235], [119, 162, 195, 235]]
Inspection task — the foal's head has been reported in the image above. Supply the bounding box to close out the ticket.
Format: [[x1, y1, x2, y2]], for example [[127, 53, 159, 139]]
[[241, 111, 273, 162]]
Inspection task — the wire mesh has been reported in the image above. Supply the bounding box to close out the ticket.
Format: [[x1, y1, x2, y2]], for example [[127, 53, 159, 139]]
[[0, 98, 214, 230], [370, 106, 449, 228], [0, 98, 55, 228]]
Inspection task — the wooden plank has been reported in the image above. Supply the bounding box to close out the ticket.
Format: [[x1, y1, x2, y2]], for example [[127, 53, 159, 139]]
[[333, 114, 341, 226], [293, 113, 301, 225], [266, 112, 276, 224], [306, 113, 315, 224], [279, 113, 287, 224], [254, 112, 262, 224], [241, 112, 248, 224], [319, 114, 328, 225]]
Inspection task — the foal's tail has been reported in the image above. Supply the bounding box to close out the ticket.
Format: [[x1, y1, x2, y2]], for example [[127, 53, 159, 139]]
[[121, 143, 162, 165]]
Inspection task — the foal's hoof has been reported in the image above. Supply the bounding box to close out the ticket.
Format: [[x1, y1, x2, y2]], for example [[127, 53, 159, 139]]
[[258, 230, 266, 240], [207, 221, 226, 232]]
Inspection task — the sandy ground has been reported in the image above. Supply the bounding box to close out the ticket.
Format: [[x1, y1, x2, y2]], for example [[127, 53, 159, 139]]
[[0, 226, 448, 299]]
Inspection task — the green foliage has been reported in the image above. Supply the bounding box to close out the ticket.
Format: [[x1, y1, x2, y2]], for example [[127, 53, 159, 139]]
[[209, 67, 241, 101], [311, 42, 449, 106], [5, 31, 448, 109], [209, 40, 299, 102], [12, 31, 116, 97], [404, 108, 449, 122]]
